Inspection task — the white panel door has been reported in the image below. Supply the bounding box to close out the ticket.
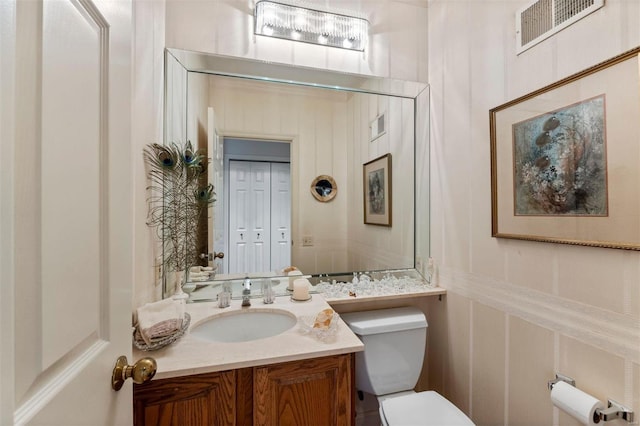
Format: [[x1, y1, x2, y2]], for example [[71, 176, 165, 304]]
[[228, 161, 251, 273], [271, 163, 291, 270], [249, 162, 271, 272], [0, 0, 134, 425], [228, 161, 272, 274]]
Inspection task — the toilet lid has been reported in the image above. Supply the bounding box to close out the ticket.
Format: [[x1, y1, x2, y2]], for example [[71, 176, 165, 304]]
[[381, 391, 475, 426]]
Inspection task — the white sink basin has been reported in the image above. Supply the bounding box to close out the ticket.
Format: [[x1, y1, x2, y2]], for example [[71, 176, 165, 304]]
[[190, 309, 297, 343]]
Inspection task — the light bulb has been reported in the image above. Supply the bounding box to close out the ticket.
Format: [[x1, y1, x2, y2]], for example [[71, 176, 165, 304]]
[[294, 14, 306, 28], [324, 21, 335, 34]]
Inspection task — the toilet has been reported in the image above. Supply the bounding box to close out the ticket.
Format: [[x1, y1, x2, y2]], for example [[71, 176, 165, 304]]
[[342, 307, 475, 426]]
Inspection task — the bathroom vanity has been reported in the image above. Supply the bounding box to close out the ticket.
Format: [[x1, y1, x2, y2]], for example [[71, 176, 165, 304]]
[[132, 295, 363, 426]]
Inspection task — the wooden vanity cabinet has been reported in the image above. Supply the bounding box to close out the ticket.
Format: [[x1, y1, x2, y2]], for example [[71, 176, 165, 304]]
[[133, 370, 236, 426], [133, 353, 355, 426], [254, 354, 353, 426]]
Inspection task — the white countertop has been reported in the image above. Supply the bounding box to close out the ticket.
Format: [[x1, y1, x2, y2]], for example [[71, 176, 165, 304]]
[[135, 293, 364, 380]]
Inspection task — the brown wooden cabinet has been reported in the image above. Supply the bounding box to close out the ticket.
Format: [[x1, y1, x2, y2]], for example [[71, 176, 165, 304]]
[[133, 370, 236, 426], [134, 353, 354, 426], [254, 354, 353, 426]]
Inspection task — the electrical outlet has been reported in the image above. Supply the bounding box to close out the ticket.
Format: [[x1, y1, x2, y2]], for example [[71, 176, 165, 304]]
[[302, 236, 314, 246]]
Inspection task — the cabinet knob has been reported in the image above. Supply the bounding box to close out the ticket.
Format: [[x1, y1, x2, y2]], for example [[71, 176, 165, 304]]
[[111, 355, 157, 391]]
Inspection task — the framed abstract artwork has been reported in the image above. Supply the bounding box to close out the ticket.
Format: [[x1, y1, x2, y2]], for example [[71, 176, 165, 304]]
[[363, 153, 392, 226], [490, 47, 640, 250]]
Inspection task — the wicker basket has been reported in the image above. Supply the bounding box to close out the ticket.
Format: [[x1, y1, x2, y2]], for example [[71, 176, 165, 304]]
[[133, 313, 191, 351]]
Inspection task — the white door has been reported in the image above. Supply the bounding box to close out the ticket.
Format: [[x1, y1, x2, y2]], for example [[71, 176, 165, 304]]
[[1, 1, 135, 425], [271, 163, 291, 270], [249, 162, 271, 272], [228, 161, 251, 273], [228, 161, 271, 273], [207, 108, 225, 272]]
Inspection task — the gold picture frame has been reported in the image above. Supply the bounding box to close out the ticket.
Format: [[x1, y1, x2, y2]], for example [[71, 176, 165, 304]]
[[363, 153, 392, 226], [490, 47, 640, 250]]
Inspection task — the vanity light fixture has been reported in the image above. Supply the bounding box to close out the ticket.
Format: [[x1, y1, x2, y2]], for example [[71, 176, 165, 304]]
[[254, 0, 369, 51]]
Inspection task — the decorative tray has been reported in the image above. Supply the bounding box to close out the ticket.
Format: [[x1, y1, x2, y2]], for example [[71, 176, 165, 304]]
[[133, 313, 191, 351]]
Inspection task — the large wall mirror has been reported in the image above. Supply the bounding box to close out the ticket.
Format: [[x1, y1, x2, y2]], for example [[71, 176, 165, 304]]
[[164, 48, 430, 297]]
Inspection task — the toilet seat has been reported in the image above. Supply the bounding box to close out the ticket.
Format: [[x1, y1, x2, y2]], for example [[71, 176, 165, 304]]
[[379, 391, 475, 426]]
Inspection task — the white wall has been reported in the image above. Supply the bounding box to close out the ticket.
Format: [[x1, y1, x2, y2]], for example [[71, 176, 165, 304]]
[[346, 92, 415, 271], [186, 72, 210, 152], [428, 1, 640, 424]]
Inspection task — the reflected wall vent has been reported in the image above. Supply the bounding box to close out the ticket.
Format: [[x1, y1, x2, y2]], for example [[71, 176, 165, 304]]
[[516, 0, 604, 54], [370, 113, 386, 141]]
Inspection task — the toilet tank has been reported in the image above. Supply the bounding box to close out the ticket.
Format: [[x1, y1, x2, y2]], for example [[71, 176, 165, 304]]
[[342, 307, 427, 396]]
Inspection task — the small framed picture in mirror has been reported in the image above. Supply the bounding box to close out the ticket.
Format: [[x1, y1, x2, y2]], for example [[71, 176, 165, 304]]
[[363, 153, 392, 226], [310, 175, 337, 202]]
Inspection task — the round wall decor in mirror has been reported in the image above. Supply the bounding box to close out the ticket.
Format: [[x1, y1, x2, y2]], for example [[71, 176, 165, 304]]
[[310, 175, 337, 202]]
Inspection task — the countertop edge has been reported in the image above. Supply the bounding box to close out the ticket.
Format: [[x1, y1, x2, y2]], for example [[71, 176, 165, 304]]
[[325, 287, 446, 305], [151, 342, 364, 380]]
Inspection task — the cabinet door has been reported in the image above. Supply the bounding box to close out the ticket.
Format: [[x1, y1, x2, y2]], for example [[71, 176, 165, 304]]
[[134, 370, 236, 426], [253, 354, 354, 426]]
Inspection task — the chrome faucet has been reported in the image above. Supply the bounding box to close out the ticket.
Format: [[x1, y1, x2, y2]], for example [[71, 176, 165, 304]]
[[242, 277, 251, 307]]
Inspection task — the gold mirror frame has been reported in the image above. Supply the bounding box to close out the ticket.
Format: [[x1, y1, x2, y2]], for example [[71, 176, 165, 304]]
[[310, 175, 337, 202]]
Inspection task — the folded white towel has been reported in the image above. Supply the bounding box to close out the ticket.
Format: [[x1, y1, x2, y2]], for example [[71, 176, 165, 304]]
[[190, 275, 209, 282], [189, 271, 209, 278], [136, 298, 183, 345]]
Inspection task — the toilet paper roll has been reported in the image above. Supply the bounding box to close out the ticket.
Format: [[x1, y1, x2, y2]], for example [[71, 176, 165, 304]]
[[550, 381, 605, 425]]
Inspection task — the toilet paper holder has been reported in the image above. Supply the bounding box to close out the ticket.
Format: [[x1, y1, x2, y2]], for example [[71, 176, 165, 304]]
[[598, 400, 634, 423], [548, 373, 634, 423], [547, 373, 575, 390]]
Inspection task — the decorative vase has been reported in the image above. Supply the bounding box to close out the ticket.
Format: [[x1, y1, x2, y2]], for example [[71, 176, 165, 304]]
[[171, 270, 189, 301]]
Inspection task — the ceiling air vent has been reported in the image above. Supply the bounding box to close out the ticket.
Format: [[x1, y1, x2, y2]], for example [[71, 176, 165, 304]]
[[516, 0, 604, 54]]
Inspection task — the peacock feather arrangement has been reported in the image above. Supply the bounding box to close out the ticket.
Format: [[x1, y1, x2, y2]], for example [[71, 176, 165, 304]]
[[143, 141, 215, 287]]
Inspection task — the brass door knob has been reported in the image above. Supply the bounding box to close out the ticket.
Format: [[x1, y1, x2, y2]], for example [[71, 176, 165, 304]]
[[111, 355, 157, 391], [214, 251, 224, 259]]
